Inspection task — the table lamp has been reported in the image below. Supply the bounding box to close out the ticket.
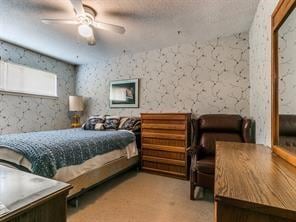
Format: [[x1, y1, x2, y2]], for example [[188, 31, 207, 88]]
[[69, 96, 84, 128]]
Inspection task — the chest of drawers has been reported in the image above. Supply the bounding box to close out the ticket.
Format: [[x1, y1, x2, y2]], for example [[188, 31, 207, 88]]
[[141, 113, 191, 179]]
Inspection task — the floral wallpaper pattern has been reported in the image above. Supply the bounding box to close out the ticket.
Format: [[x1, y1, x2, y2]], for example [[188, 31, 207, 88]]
[[0, 40, 75, 134], [279, 9, 296, 114], [76, 32, 250, 120], [249, 0, 278, 146]]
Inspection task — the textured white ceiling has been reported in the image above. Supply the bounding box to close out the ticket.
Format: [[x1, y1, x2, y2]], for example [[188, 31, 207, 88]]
[[0, 0, 259, 65]]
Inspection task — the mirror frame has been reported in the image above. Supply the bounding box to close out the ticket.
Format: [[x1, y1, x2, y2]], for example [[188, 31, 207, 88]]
[[271, 0, 296, 167]]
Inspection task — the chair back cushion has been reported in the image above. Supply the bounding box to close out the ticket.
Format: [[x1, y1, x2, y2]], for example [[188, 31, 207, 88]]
[[198, 114, 244, 155], [199, 114, 242, 132]]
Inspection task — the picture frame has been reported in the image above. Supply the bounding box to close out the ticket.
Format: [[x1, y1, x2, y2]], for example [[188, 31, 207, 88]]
[[109, 79, 139, 108]]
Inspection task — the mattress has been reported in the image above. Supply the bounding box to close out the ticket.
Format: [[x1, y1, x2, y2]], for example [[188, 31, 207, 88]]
[[0, 129, 135, 178], [0, 141, 138, 182]]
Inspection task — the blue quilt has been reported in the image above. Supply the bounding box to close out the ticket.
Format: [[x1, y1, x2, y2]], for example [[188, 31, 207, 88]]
[[0, 129, 135, 178]]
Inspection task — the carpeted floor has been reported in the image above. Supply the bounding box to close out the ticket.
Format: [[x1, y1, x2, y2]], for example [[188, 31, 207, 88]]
[[67, 171, 214, 222]]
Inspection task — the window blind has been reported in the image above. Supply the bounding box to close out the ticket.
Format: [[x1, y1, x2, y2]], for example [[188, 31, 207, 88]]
[[0, 61, 57, 97]]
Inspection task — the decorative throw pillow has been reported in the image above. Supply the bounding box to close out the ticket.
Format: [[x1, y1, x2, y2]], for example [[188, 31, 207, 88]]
[[82, 115, 105, 130], [119, 117, 141, 132], [104, 116, 120, 130], [118, 117, 129, 128], [94, 123, 105, 130]]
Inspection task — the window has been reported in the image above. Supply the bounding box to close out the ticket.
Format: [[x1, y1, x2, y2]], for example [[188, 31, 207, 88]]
[[0, 61, 57, 97]]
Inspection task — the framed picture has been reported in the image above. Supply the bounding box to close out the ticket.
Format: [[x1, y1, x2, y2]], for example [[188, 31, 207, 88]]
[[109, 79, 139, 108]]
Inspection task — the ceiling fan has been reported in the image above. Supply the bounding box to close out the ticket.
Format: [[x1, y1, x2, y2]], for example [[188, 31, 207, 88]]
[[41, 0, 126, 46]]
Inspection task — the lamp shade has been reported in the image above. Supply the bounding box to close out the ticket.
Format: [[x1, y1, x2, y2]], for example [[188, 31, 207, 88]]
[[69, 96, 84, 112]]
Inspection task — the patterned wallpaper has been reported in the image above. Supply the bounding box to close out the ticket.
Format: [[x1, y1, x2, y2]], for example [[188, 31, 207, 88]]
[[0, 40, 75, 134], [76, 32, 250, 120], [279, 9, 296, 114], [249, 0, 279, 146]]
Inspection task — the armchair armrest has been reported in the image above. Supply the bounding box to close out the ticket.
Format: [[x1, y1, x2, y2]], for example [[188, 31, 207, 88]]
[[190, 118, 198, 146], [187, 144, 204, 172], [188, 145, 204, 158], [242, 118, 252, 143], [188, 145, 198, 171], [187, 145, 198, 156]]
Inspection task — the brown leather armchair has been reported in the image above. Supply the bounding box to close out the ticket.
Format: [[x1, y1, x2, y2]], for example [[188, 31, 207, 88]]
[[189, 114, 252, 200]]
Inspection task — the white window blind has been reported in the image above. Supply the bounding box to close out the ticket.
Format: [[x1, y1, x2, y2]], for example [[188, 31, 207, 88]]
[[0, 61, 57, 97]]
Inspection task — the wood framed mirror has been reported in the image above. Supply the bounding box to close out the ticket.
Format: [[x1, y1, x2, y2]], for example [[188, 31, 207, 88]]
[[272, 0, 296, 167]]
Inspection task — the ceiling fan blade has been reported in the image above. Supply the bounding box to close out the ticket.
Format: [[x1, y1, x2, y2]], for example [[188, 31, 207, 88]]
[[69, 0, 85, 15], [87, 30, 96, 46], [41, 19, 79, 25], [13, 2, 66, 13], [92, 21, 126, 34]]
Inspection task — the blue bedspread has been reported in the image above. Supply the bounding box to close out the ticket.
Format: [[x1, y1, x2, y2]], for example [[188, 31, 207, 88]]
[[0, 129, 135, 178]]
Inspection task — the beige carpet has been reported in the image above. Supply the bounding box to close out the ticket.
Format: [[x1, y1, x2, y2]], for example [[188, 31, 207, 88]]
[[67, 171, 214, 222]]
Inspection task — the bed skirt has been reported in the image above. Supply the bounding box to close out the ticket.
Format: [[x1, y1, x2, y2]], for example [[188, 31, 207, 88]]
[[0, 155, 139, 198], [67, 155, 139, 198]]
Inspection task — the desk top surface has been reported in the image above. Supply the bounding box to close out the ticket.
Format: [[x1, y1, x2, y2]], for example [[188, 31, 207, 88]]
[[215, 142, 296, 219], [0, 166, 71, 220]]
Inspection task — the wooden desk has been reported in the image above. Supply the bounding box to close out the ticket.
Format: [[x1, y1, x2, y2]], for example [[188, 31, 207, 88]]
[[0, 166, 72, 222], [215, 142, 296, 222]]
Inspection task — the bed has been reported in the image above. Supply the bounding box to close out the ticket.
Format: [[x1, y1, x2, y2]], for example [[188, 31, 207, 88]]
[[0, 128, 140, 198]]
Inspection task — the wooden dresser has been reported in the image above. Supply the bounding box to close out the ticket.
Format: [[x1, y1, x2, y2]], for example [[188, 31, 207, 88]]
[[0, 166, 72, 222], [141, 113, 191, 179], [215, 142, 296, 222]]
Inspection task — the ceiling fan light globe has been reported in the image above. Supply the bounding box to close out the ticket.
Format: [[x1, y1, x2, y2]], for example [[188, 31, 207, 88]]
[[78, 24, 93, 38]]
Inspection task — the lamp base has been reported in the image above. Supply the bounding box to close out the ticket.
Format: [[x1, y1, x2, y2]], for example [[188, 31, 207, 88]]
[[71, 114, 81, 128]]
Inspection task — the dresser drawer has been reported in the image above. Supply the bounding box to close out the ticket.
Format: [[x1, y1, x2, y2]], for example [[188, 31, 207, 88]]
[[142, 128, 185, 135], [142, 144, 185, 152], [142, 138, 185, 147], [141, 114, 187, 120], [142, 123, 186, 130], [142, 161, 186, 177], [142, 155, 185, 166], [142, 149, 185, 161], [141, 119, 186, 125], [142, 132, 185, 140]]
